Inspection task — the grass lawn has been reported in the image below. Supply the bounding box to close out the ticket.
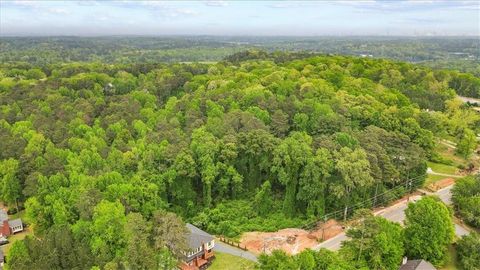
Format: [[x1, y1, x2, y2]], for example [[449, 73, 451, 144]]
[[434, 142, 472, 168], [209, 252, 256, 270], [424, 174, 450, 187], [423, 139, 474, 189], [1, 226, 33, 255], [427, 162, 458, 175], [440, 244, 459, 270]]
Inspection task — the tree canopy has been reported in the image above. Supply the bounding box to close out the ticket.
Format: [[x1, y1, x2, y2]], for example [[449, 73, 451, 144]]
[[0, 49, 478, 268], [403, 196, 455, 266]]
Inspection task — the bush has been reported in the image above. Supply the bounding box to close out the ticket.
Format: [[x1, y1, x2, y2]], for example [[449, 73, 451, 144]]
[[191, 200, 305, 238], [430, 152, 453, 165]]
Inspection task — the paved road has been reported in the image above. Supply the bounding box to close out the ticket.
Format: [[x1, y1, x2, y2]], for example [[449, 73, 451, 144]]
[[435, 185, 470, 237], [314, 184, 470, 251], [437, 185, 453, 204], [213, 241, 258, 262]]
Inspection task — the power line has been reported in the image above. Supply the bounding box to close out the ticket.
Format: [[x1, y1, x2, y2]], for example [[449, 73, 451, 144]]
[[302, 174, 426, 229]]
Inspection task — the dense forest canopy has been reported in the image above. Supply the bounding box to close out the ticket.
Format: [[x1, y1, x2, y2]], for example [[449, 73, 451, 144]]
[[0, 47, 479, 269], [1, 36, 479, 73]]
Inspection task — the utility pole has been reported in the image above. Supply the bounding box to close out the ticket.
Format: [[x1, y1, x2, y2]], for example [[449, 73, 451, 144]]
[[373, 182, 379, 207]]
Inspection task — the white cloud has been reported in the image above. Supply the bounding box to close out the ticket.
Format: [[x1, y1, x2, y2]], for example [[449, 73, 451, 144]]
[[205, 1, 228, 7], [75, 1, 102, 6], [47, 8, 70, 15], [138, 1, 166, 8], [405, 0, 435, 4], [269, 2, 304, 9], [11, 0, 40, 6], [173, 9, 199, 16]]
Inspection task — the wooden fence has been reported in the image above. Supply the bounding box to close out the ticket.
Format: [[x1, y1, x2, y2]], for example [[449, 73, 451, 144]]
[[218, 236, 248, 251]]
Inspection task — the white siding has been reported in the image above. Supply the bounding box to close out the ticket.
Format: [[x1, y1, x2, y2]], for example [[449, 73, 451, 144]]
[[206, 240, 214, 250]]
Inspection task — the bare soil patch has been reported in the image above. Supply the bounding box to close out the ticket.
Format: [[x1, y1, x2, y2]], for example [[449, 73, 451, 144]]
[[239, 219, 343, 255], [427, 178, 455, 192]]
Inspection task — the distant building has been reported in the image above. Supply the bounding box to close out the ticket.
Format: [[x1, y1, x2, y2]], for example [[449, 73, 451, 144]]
[[179, 224, 215, 270], [399, 258, 436, 270], [360, 54, 373, 58], [0, 209, 24, 236]]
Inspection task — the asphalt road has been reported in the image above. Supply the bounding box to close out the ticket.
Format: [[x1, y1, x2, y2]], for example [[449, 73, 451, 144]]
[[213, 241, 259, 262], [314, 184, 470, 251]]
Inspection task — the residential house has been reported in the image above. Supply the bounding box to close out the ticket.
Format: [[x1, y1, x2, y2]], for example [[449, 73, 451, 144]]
[[179, 224, 215, 270], [399, 258, 437, 270], [8, 219, 23, 234], [0, 209, 24, 237]]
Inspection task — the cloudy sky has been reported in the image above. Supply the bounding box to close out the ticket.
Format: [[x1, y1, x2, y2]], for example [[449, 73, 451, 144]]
[[0, 0, 479, 36]]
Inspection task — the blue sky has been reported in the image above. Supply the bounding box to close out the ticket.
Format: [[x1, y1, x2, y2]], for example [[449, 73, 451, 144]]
[[0, 0, 479, 36]]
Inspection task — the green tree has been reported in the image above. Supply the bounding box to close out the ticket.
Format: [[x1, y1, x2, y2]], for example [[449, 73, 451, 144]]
[[190, 128, 219, 208], [151, 209, 188, 258], [90, 200, 127, 265], [0, 158, 22, 212], [124, 213, 155, 270], [404, 196, 454, 266], [295, 249, 316, 270], [14, 225, 94, 269], [452, 176, 480, 228], [270, 110, 289, 138], [313, 248, 354, 270], [271, 132, 313, 217], [332, 147, 374, 221], [456, 232, 480, 270], [456, 128, 477, 158], [25, 68, 46, 80], [341, 212, 404, 270], [297, 148, 332, 217], [254, 181, 274, 216], [257, 250, 297, 270], [157, 248, 178, 270], [5, 240, 31, 270]]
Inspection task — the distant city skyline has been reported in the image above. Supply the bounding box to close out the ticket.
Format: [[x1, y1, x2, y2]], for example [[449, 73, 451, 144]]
[[1, 0, 479, 36]]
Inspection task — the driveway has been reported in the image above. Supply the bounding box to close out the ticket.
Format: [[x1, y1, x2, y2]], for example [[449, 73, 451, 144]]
[[213, 241, 258, 262]]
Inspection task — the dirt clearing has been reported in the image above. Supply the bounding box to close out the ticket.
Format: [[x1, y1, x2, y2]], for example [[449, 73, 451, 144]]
[[427, 178, 455, 192], [239, 219, 343, 255]]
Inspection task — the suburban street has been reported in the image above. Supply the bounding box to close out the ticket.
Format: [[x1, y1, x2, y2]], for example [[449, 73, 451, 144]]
[[314, 184, 470, 251]]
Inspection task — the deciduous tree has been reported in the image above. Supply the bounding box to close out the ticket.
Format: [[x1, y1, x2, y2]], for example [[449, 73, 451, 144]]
[[404, 196, 454, 266]]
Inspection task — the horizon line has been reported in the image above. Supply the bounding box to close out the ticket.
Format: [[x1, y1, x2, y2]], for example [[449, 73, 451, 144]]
[[1, 34, 479, 38]]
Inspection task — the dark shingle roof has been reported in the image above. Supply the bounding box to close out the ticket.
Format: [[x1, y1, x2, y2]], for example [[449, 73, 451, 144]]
[[186, 223, 214, 250], [399, 260, 436, 270]]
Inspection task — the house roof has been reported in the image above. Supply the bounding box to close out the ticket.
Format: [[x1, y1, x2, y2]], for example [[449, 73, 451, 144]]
[[0, 210, 7, 223], [8, 219, 22, 228], [399, 260, 436, 270], [186, 223, 214, 250]]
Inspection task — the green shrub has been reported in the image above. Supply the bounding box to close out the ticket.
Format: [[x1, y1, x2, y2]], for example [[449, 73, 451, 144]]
[[191, 200, 305, 238]]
